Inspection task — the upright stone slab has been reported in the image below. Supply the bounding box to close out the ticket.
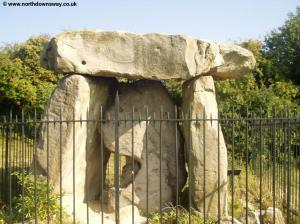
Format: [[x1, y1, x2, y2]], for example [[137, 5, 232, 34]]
[[41, 30, 255, 81], [35, 74, 117, 223], [101, 80, 187, 214], [182, 76, 228, 218]]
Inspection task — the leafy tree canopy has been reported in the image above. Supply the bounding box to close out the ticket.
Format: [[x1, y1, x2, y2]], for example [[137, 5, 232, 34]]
[[0, 35, 62, 115], [262, 7, 300, 85]]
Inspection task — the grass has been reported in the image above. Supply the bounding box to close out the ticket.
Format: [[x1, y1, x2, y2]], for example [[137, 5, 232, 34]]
[[0, 172, 69, 224], [149, 205, 216, 224], [228, 168, 276, 218], [0, 129, 33, 169], [227, 161, 300, 223]]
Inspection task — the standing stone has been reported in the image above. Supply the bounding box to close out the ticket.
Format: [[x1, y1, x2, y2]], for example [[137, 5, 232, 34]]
[[41, 30, 255, 81], [101, 80, 187, 214], [35, 74, 117, 223], [182, 76, 228, 218]]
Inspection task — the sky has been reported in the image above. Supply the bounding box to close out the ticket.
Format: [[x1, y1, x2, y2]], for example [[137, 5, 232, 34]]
[[0, 0, 299, 46]]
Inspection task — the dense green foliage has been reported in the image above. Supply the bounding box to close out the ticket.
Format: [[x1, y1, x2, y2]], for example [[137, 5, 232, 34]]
[[0, 36, 62, 115], [262, 7, 300, 85], [0, 172, 65, 223], [149, 205, 216, 224], [215, 39, 299, 156]]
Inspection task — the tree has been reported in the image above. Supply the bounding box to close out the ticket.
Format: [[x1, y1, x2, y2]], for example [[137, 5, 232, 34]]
[[0, 35, 62, 115], [262, 7, 300, 85]]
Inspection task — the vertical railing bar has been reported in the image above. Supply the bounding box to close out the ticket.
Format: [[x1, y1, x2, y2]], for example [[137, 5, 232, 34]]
[[145, 106, 149, 224], [217, 110, 221, 224], [23, 116, 26, 173], [59, 107, 62, 224], [280, 113, 282, 208], [269, 115, 272, 198], [131, 105, 135, 224], [1, 119, 4, 201], [259, 107, 263, 224], [203, 108, 206, 224], [10, 116, 15, 206], [159, 105, 163, 224], [287, 109, 291, 224], [23, 118, 26, 175], [283, 111, 287, 216], [245, 108, 249, 224], [290, 118, 293, 223], [31, 110, 37, 223], [86, 108, 89, 224], [106, 112, 111, 185], [13, 115, 17, 197], [21, 109, 25, 224], [114, 92, 120, 224], [296, 121, 300, 220], [272, 108, 276, 224], [263, 115, 272, 190], [27, 118, 31, 170], [24, 119, 31, 170], [294, 120, 297, 223], [252, 113, 256, 174], [0, 122, 2, 201], [293, 118, 296, 223], [292, 121, 296, 223], [10, 115, 14, 194], [8, 111, 12, 223], [188, 107, 192, 224], [231, 107, 234, 224], [294, 117, 297, 223], [46, 111, 50, 224], [275, 111, 281, 200], [296, 119, 300, 220], [100, 106, 104, 224], [72, 108, 76, 224], [31, 115, 34, 169], [175, 105, 179, 224], [4, 116, 9, 207]]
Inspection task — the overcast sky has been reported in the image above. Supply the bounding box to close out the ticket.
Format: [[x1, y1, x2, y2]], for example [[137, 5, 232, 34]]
[[0, 0, 299, 45]]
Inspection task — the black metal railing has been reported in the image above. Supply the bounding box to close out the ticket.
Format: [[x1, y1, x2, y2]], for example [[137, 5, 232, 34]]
[[0, 104, 299, 224]]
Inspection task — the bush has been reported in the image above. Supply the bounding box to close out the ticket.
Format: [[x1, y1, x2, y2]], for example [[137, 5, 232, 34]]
[[0, 36, 62, 116], [1, 172, 66, 223], [149, 205, 216, 224]]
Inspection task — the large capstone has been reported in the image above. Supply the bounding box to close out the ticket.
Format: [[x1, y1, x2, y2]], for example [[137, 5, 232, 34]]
[[182, 76, 228, 218], [41, 30, 255, 81], [101, 80, 187, 214]]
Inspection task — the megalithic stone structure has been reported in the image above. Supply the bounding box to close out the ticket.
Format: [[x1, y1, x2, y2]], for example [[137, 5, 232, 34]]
[[182, 76, 228, 218], [36, 30, 255, 223]]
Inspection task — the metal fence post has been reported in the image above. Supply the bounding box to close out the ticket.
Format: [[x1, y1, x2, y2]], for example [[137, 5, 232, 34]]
[[114, 92, 120, 224]]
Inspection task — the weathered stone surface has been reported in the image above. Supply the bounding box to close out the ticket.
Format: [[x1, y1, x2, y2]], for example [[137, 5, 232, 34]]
[[109, 205, 147, 224], [208, 43, 256, 80], [101, 80, 187, 214], [238, 207, 285, 224], [222, 216, 243, 224], [239, 211, 260, 224], [35, 74, 117, 223], [41, 30, 255, 80], [182, 76, 228, 218], [104, 187, 140, 213]]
